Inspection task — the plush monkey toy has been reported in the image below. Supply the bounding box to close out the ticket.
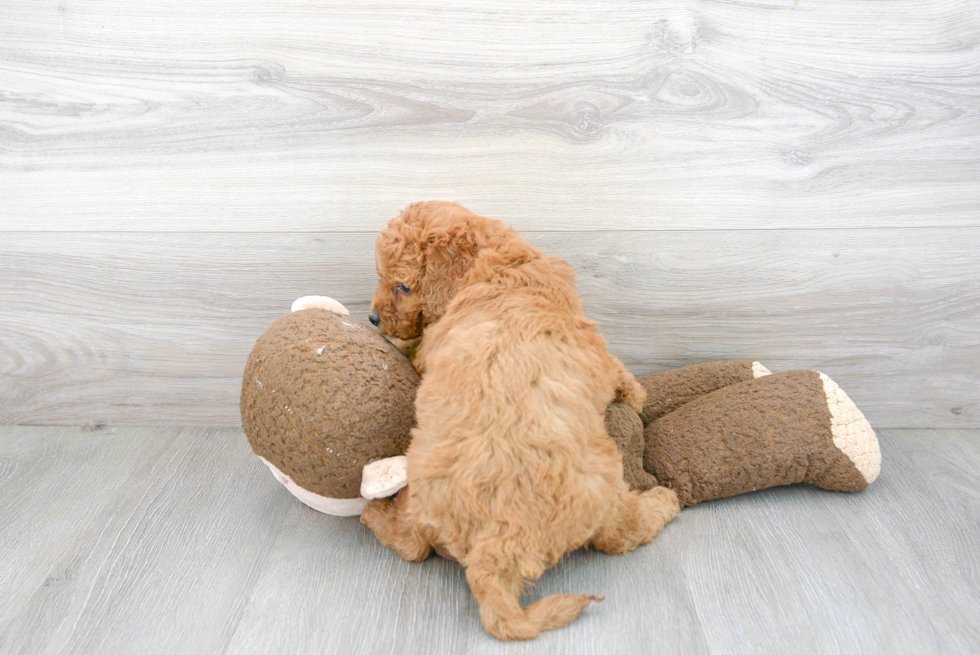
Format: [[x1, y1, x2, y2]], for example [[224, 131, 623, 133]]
[[241, 299, 880, 515], [240, 297, 419, 516]]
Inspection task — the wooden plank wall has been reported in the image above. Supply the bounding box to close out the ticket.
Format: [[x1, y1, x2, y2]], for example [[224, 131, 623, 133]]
[[1, 0, 978, 428]]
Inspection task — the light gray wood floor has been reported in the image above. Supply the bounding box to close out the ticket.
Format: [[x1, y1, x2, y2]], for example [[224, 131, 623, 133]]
[[1, 426, 977, 654]]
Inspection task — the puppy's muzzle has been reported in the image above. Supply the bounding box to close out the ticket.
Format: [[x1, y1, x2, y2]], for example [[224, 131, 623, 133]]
[[368, 308, 380, 326]]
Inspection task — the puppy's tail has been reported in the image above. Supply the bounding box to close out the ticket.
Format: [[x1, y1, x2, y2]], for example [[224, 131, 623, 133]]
[[465, 564, 602, 641]]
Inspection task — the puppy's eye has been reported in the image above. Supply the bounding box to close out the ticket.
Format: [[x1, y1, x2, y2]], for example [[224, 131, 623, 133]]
[[394, 283, 411, 295]]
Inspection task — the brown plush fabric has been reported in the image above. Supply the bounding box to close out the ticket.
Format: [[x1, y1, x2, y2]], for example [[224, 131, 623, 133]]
[[643, 370, 869, 507], [605, 403, 658, 491], [636, 361, 761, 425], [241, 309, 419, 499]]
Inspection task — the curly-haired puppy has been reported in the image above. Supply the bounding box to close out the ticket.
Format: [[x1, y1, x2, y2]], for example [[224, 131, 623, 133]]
[[361, 201, 679, 641]]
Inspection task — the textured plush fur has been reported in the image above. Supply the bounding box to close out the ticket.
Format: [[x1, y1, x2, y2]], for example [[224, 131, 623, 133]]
[[362, 201, 679, 641]]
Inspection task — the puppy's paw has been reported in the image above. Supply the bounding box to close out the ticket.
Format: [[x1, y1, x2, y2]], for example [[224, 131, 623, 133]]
[[617, 378, 647, 415], [360, 498, 393, 532], [643, 485, 681, 519]]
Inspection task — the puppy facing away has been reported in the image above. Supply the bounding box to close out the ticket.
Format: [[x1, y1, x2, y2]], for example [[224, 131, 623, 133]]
[[362, 201, 679, 641]]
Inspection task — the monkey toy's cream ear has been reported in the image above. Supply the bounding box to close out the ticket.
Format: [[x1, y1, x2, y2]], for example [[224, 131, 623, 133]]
[[361, 456, 408, 500], [291, 295, 350, 315]]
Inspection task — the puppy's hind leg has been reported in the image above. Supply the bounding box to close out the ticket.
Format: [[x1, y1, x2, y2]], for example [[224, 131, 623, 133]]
[[590, 485, 680, 555], [361, 488, 432, 562]]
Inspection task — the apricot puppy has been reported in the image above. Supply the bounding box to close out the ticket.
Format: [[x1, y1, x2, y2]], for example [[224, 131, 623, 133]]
[[361, 201, 679, 641]]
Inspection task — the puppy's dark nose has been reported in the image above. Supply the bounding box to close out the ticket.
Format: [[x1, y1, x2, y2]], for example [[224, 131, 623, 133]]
[[369, 309, 380, 326]]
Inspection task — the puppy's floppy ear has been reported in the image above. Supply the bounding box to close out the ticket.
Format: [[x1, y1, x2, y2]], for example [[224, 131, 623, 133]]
[[421, 222, 483, 281], [401, 240, 425, 270]]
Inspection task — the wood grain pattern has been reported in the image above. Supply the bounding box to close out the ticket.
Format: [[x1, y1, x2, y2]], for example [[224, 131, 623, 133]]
[[1, 426, 978, 653], [1, 0, 978, 231], [0, 426, 161, 628], [2, 229, 977, 427], [0, 427, 291, 655], [1, 0, 977, 427]]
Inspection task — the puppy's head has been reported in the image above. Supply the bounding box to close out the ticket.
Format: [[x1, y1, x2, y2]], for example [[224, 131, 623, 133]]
[[369, 201, 509, 339]]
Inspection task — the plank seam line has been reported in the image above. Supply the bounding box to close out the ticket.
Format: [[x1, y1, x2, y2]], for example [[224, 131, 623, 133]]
[[2, 225, 979, 236]]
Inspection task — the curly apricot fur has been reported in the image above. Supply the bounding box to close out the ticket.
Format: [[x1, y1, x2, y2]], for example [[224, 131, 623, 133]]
[[363, 201, 679, 641]]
